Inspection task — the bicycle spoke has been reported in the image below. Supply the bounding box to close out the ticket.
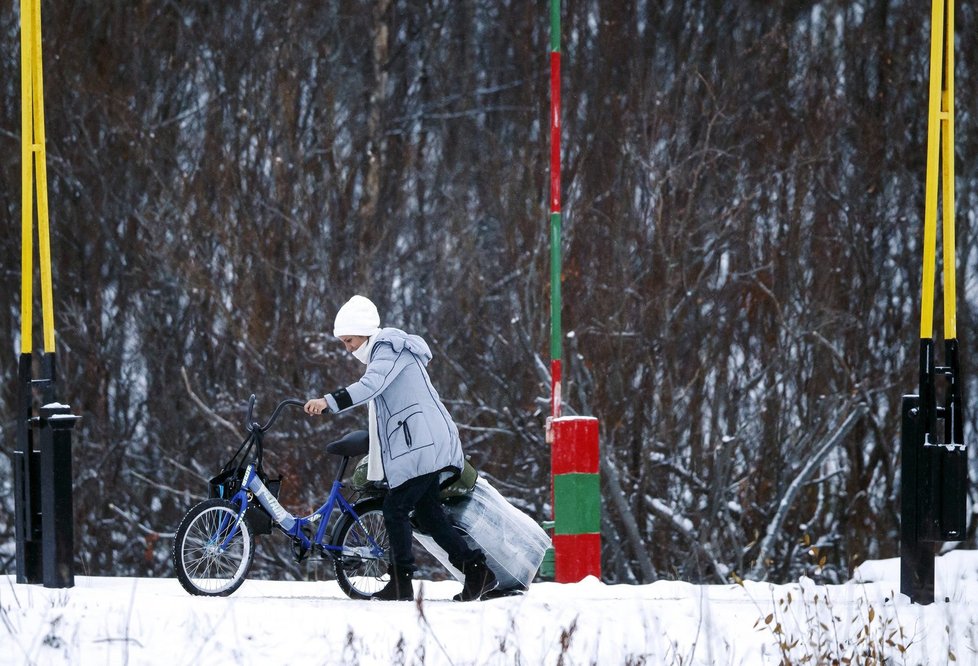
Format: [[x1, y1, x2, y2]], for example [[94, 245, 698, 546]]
[[176, 501, 253, 595], [335, 506, 390, 598]]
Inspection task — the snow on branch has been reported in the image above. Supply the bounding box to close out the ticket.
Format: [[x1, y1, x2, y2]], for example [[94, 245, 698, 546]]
[[645, 495, 728, 584], [181, 367, 241, 439], [749, 403, 869, 581], [602, 457, 657, 582]]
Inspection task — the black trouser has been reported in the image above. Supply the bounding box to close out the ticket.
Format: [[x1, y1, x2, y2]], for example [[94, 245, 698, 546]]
[[382, 471, 477, 573]]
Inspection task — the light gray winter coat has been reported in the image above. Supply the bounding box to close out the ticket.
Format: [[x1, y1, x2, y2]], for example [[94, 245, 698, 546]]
[[324, 328, 464, 489]]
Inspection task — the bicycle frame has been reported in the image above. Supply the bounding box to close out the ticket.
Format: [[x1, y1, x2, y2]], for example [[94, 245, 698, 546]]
[[241, 466, 382, 558], [213, 397, 385, 561]]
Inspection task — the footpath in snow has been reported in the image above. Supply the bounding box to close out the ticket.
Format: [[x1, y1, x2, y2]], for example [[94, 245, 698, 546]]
[[2, 551, 977, 665]]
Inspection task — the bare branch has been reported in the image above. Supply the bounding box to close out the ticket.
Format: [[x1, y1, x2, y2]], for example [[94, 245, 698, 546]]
[[181, 367, 241, 439], [750, 403, 869, 581]]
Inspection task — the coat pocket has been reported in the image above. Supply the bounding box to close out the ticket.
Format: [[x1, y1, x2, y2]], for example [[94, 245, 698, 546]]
[[386, 405, 434, 460]]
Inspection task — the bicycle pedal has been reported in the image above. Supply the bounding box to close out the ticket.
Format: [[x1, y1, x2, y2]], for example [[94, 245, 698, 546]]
[[291, 538, 310, 563]]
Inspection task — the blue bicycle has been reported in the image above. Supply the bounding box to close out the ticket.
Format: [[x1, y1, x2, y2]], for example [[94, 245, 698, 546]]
[[173, 395, 390, 598]]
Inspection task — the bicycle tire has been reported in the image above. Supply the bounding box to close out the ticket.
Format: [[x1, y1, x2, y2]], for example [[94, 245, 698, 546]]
[[331, 499, 390, 599], [174, 498, 254, 596]]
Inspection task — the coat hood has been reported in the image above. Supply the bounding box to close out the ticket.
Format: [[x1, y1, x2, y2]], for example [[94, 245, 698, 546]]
[[375, 327, 433, 365]]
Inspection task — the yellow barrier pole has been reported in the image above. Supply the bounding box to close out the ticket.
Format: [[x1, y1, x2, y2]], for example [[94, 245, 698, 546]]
[[918, 0, 944, 342], [941, 0, 956, 342], [30, 0, 56, 354], [20, 0, 34, 355], [20, 0, 55, 354]]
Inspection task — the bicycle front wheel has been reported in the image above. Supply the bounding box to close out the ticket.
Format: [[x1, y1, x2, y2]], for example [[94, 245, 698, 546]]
[[174, 498, 254, 596], [331, 499, 390, 599]]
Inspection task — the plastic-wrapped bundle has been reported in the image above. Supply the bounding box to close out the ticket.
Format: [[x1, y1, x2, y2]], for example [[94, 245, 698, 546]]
[[414, 477, 552, 592]]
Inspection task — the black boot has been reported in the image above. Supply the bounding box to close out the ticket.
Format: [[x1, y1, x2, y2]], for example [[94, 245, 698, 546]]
[[371, 567, 414, 601], [453, 555, 498, 602]]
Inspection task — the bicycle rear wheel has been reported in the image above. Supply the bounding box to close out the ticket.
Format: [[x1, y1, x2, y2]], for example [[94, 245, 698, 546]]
[[174, 498, 254, 596], [331, 499, 390, 599]]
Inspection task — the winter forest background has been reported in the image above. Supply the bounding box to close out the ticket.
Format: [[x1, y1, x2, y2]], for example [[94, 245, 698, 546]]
[[3, 0, 978, 587]]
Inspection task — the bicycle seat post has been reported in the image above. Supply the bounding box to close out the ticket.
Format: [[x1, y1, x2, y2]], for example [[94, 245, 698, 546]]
[[335, 456, 351, 483]]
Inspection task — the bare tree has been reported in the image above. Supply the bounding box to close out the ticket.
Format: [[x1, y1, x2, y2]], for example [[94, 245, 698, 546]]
[[1, 0, 973, 584]]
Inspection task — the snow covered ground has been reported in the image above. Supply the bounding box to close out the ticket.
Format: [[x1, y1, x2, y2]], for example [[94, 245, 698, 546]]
[[3, 551, 977, 665]]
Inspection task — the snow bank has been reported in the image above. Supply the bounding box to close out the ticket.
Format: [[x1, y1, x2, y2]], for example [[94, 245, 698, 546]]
[[3, 551, 978, 664]]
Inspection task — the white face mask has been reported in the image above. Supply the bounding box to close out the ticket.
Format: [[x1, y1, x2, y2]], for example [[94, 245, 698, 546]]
[[352, 336, 375, 364]]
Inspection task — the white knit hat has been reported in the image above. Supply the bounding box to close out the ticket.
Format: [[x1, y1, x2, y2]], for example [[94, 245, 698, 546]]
[[333, 295, 381, 337]]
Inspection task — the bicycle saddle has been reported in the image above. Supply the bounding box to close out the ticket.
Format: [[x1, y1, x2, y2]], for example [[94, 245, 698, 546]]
[[326, 430, 369, 457]]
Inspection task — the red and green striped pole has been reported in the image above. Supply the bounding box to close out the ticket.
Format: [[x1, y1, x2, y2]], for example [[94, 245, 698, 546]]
[[547, 0, 601, 583], [549, 0, 562, 418]]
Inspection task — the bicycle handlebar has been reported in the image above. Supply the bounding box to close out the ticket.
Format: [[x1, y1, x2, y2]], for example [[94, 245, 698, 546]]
[[245, 394, 307, 434]]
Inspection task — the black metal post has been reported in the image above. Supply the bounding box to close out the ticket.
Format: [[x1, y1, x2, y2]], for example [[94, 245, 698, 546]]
[[939, 339, 968, 541], [945, 339, 964, 446], [14, 353, 42, 583], [40, 403, 79, 588], [901, 330, 970, 603], [919, 340, 936, 445], [41, 351, 57, 403], [937, 445, 967, 540], [900, 394, 935, 604]]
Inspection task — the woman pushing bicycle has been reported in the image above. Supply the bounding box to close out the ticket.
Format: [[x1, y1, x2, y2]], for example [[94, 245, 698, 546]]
[[304, 295, 497, 602]]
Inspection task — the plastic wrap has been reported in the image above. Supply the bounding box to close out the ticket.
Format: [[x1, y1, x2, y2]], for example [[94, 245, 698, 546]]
[[413, 477, 551, 591]]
